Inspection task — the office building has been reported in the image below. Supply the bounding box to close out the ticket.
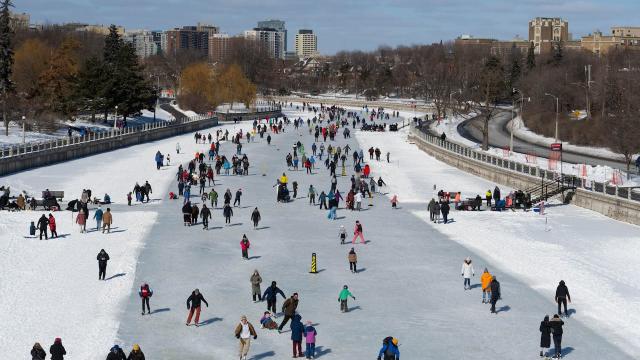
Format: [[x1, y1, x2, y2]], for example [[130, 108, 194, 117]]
[[295, 29, 318, 59], [209, 33, 231, 63]]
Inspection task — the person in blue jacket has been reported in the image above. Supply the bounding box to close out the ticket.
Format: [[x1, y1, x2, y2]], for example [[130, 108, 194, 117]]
[[262, 281, 286, 315], [93, 205, 104, 231], [378, 336, 400, 360], [155, 150, 163, 170], [290, 314, 304, 358]]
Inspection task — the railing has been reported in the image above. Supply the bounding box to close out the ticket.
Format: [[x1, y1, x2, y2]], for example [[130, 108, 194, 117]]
[[0, 113, 214, 160], [410, 126, 640, 203]]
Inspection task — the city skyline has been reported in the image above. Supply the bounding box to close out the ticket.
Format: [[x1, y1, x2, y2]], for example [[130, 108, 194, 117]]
[[14, 0, 640, 54]]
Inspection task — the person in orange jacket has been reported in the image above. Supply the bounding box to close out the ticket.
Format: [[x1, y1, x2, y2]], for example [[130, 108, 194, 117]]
[[480, 268, 493, 304]]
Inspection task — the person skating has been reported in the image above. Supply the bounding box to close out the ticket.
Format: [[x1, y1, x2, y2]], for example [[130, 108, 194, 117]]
[[250, 270, 262, 302], [339, 225, 346, 244], [209, 188, 218, 208], [260, 311, 278, 330], [427, 198, 436, 222], [348, 248, 358, 273], [139, 283, 153, 315], [318, 191, 327, 209], [352, 220, 365, 244], [338, 285, 356, 312], [76, 208, 87, 233], [234, 188, 243, 207], [97, 249, 109, 280], [49, 338, 66, 360], [480, 268, 493, 304], [223, 203, 234, 224], [490, 276, 501, 313], [539, 315, 551, 358], [200, 204, 212, 230], [290, 314, 304, 358], [191, 204, 199, 226], [354, 191, 362, 211], [549, 314, 565, 358], [440, 201, 450, 224], [304, 320, 317, 359], [102, 208, 113, 233], [182, 201, 192, 226], [308, 185, 316, 205], [390, 194, 398, 209], [186, 288, 209, 326], [251, 207, 261, 228], [37, 214, 49, 240], [461, 257, 475, 290], [127, 344, 145, 360], [555, 280, 571, 317], [234, 315, 257, 360], [30, 342, 46, 360], [47, 213, 58, 238], [278, 293, 299, 332], [106, 345, 126, 360], [240, 234, 251, 260], [377, 337, 400, 360], [94, 205, 104, 231], [262, 281, 286, 315]]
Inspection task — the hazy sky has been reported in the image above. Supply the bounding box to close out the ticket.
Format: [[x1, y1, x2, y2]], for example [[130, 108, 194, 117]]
[[15, 0, 640, 54]]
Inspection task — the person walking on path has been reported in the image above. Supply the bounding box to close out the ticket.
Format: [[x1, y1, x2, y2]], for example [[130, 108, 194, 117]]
[[338, 285, 356, 312], [250, 270, 262, 302], [441, 201, 450, 223], [263, 281, 286, 315], [102, 208, 113, 233], [555, 280, 571, 317], [49, 338, 66, 360], [139, 283, 153, 315], [539, 315, 551, 358], [304, 320, 317, 359], [348, 248, 358, 273], [278, 293, 299, 332], [352, 220, 365, 244], [76, 208, 87, 233], [240, 235, 251, 260], [390, 194, 398, 209], [186, 289, 209, 326], [461, 257, 475, 290], [48, 213, 58, 238], [378, 337, 400, 360], [94, 205, 103, 231], [200, 204, 211, 230], [37, 214, 49, 240], [481, 268, 493, 304], [290, 314, 304, 358], [433, 201, 441, 224], [490, 276, 501, 314], [234, 188, 243, 207], [251, 207, 261, 228], [97, 249, 109, 280], [549, 314, 565, 358], [234, 315, 257, 360]]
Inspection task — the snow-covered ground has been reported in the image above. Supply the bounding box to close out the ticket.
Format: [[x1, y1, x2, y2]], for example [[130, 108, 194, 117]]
[[0, 108, 175, 146], [0, 104, 637, 359]]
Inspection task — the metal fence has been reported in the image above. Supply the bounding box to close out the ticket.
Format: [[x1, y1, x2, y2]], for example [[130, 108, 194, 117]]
[[410, 127, 640, 203]]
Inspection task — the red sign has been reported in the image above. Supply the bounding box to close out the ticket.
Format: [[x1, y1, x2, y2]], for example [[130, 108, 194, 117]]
[[550, 143, 562, 151]]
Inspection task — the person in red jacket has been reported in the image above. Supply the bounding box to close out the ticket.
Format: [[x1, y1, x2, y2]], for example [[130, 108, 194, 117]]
[[363, 164, 371, 178], [240, 235, 251, 260], [139, 283, 153, 315], [48, 213, 58, 238], [352, 220, 365, 244]]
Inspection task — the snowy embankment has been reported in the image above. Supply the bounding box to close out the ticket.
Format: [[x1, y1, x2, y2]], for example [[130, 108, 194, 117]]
[[0, 108, 175, 146], [0, 121, 246, 359], [356, 127, 640, 357]]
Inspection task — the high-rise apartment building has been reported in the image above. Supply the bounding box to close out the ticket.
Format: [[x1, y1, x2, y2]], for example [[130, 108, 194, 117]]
[[528, 17, 569, 54], [244, 27, 286, 59], [164, 24, 218, 56], [124, 30, 158, 58], [209, 33, 231, 63], [295, 29, 318, 59], [257, 19, 287, 52]]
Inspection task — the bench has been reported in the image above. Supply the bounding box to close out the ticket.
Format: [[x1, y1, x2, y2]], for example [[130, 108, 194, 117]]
[[42, 191, 64, 200]]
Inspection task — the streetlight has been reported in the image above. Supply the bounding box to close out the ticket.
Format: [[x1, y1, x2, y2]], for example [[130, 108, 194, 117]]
[[545, 93, 560, 142], [22, 116, 26, 144], [510, 89, 529, 156], [113, 106, 118, 129]]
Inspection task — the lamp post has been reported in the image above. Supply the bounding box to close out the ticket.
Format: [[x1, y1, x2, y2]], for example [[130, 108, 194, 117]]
[[510, 89, 529, 156], [22, 116, 26, 144], [113, 106, 118, 130], [545, 93, 560, 142]]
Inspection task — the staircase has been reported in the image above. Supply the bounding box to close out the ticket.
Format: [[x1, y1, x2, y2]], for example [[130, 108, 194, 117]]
[[526, 176, 577, 204]]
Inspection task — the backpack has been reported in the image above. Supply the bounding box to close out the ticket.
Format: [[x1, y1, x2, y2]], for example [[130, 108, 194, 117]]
[[357, 224, 363, 233]]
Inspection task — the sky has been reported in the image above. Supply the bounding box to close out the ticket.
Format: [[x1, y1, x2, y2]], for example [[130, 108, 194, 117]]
[[14, 0, 640, 54]]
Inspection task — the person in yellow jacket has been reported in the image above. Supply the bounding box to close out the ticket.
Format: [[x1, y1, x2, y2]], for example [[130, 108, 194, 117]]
[[481, 268, 492, 304], [102, 208, 113, 233], [280, 173, 288, 185], [485, 190, 492, 207]]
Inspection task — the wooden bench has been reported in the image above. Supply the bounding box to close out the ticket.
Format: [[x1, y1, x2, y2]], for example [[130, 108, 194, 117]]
[[42, 191, 64, 200]]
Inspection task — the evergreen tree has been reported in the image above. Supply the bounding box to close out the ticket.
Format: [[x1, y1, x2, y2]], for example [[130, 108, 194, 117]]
[[0, 0, 15, 135], [75, 56, 107, 122], [508, 44, 522, 97], [526, 42, 536, 72]]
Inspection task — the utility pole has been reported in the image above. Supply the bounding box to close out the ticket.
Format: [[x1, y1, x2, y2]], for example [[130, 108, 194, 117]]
[[545, 93, 559, 142], [585, 65, 592, 120]]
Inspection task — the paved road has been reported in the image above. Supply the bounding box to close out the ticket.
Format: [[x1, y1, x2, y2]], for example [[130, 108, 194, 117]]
[[458, 110, 629, 171]]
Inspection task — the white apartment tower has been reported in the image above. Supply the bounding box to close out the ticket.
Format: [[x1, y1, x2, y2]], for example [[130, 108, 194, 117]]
[[295, 29, 318, 59], [244, 27, 286, 59]]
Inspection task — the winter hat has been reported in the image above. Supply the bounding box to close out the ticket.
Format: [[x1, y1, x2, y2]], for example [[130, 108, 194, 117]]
[[132, 344, 140, 351], [343, 285, 348, 289], [54, 338, 61, 344], [271, 281, 277, 286], [241, 315, 247, 321]]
